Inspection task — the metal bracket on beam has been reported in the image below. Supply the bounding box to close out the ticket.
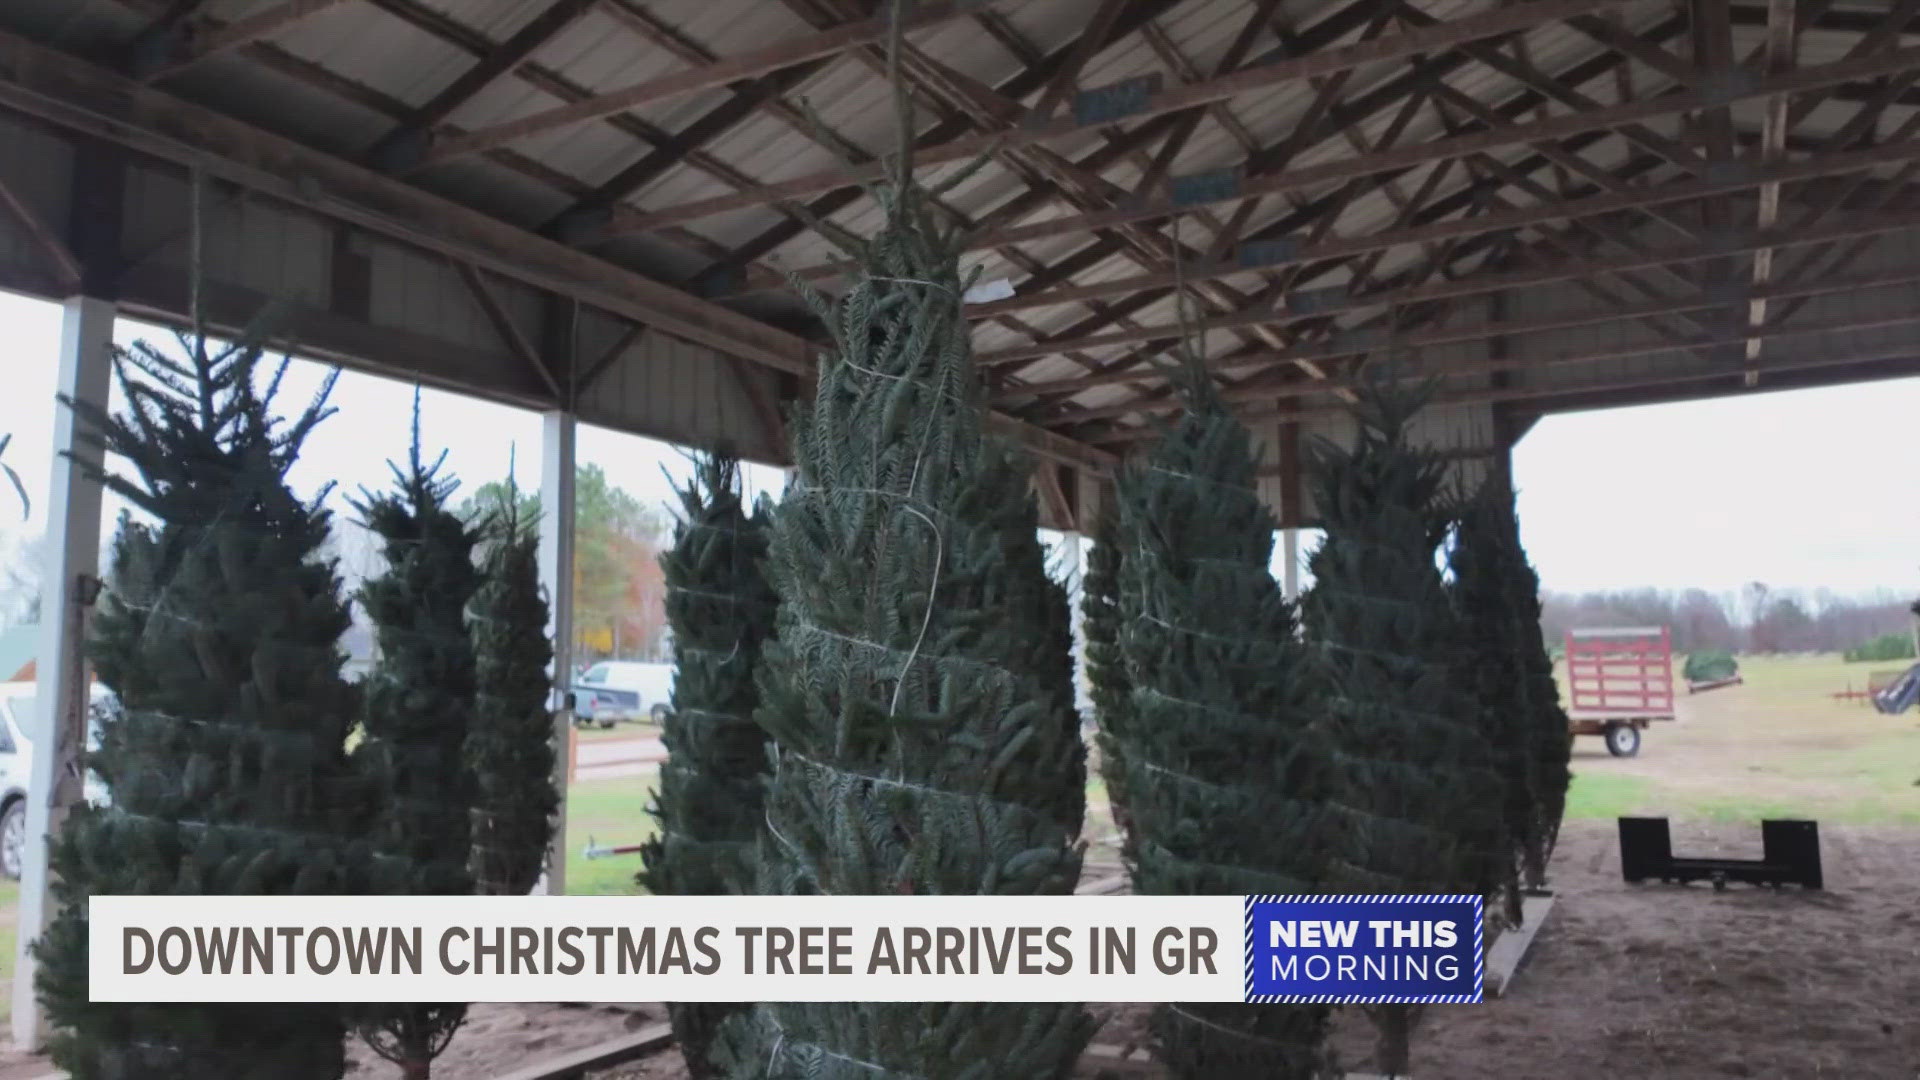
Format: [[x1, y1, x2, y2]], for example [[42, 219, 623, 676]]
[[547, 204, 616, 248], [366, 126, 432, 175], [1069, 74, 1162, 126]]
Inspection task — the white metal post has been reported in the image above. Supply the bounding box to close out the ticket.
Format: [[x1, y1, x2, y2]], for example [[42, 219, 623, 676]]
[[1282, 528, 1301, 601], [536, 409, 576, 895], [1056, 530, 1087, 714], [12, 295, 114, 1048]]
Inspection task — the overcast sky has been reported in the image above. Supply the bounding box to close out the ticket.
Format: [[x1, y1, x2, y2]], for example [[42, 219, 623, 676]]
[[3, 288, 1917, 602]]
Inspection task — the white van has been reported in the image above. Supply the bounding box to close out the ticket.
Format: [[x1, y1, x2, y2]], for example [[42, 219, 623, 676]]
[[0, 681, 111, 880], [572, 660, 676, 728]]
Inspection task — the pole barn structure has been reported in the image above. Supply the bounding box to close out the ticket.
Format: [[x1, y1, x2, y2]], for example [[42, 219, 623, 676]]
[[4, 0, 1920, 1049]]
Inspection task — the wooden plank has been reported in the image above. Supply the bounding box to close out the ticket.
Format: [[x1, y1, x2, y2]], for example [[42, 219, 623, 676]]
[[491, 1021, 674, 1080], [1487, 893, 1555, 997]]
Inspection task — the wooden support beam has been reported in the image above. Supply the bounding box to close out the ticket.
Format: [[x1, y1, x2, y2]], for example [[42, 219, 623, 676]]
[[0, 175, 81, 293], [994, 260, 1920, 395], [745, 35, 1920, 281], [364, 0, 599, 169], [577, 321, 643, 393], [413, 0, 999, 168], [1745, 0, 1800, 384], [0, 24, 1110, 472], [591, 0, 1636, 232], [1092, 337, 1920, 439], [147, 0, 356, 78], [457, 261, 559, 398], [964, 134, 1920, 316], [1062, 303, 1920, 424]]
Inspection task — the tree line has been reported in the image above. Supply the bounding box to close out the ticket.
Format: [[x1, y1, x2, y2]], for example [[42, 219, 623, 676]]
[[1539, 583, 1916, 655]]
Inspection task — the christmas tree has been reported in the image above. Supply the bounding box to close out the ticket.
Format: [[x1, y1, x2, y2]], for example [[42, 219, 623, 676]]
[[1082, 510, 1135, 858], [466, 464, 558, 897], [1109, 372, 1339, 1079], [35, 326, 375, 1080], [349, 395, 482, 1078], [714, 108, 1089, 1078], [637, 450, 778, 1079], [1300, 379, 1503, 1076], [1448, 476, 1539, 925], [1508, 506, 1571, 888]]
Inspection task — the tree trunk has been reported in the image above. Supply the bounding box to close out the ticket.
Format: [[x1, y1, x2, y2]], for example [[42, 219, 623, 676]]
[[401, 1057, 431, 1080], [1374, 1004, 1413, 1077]]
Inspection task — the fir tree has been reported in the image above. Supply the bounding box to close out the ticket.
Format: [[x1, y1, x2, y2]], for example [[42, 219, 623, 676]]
[[1082, 511, 1135, 858], [349, 395, 482, 1078], [466, 465, 558, 897], [1300, 380, 1503, 1076], [1509, 507, 1571, 888], [35, 326, 376, 1080], [1110, 374, 1339, 1079], [715, 130, 1090, 1079], [1448, 476, 1538, 925], [637, 450, 778, 1079]]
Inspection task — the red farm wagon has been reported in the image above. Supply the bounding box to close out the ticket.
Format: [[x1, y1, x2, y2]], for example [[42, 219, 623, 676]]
[[1564, 627, 1676, 757]]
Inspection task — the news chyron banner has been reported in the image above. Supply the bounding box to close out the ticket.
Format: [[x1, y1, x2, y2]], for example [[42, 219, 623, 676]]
[[90, 894, 1482, 1004]]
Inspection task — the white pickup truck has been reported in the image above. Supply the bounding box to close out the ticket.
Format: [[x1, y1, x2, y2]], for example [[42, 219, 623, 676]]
[[572, 660, 676, 728]]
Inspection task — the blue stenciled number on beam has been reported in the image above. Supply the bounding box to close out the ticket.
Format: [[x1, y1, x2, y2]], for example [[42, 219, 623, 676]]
[[1170, 168, 1241, 207], [1072, 75, 1162, 126], [1286, 286, 1348, 315], [1239, 238, 1299, 268]]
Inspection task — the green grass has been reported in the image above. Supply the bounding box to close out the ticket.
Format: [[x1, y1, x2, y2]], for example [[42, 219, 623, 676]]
[[562, 774, 658, 896], [1563, 771, 1656, 820], [1, 878, 19, 1028]]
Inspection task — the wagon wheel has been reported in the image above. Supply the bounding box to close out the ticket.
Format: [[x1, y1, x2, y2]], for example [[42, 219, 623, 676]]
[[1604, 722, 1641, 758]]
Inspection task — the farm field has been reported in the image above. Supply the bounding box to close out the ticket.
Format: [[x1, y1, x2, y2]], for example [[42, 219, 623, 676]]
[[1560, 653, 1920, 826]]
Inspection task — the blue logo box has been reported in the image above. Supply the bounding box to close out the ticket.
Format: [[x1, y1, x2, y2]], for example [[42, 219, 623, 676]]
[[1242, 894, 1483, 1004]]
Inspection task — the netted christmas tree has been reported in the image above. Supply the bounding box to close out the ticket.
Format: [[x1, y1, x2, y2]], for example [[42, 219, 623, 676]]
[[1508, 506, 1571, 888], [637, 450, 777, 1079], [1300, 378, 1503, 1076], [466, 465, 558, 897], [1109, 370, 1340, 1079], [349, 396, 482, 1078], [1448, 475, 1541, 925], [712, 92, 1089, 1079], [1082, 510, 1135, 858], [35, 324, 378, 1080]]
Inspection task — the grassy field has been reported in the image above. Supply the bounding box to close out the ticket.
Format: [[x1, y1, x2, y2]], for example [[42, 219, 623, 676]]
[[1561, 652, 1920, 825]]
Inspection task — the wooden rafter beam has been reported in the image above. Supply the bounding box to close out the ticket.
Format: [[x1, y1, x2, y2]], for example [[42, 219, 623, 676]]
[[1088, 336, 1920, 442], [455, 261, 558, 398], [1002, 260, 1920, 402], [990, 255, 1920, 390], [1745, 0, 1799, 383], [364, 0, 599, 169], [540, 0, 836, 240], [409, 0, 996, 168], [144, 0, 357, 79], [687, 0, 1187, 289], [758, 36, 1920, 288], [591, 0, 1637, 233], [0, 174, 81, 293], [0, 27, 1114, 471], [964, 134, 1920, 317]]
